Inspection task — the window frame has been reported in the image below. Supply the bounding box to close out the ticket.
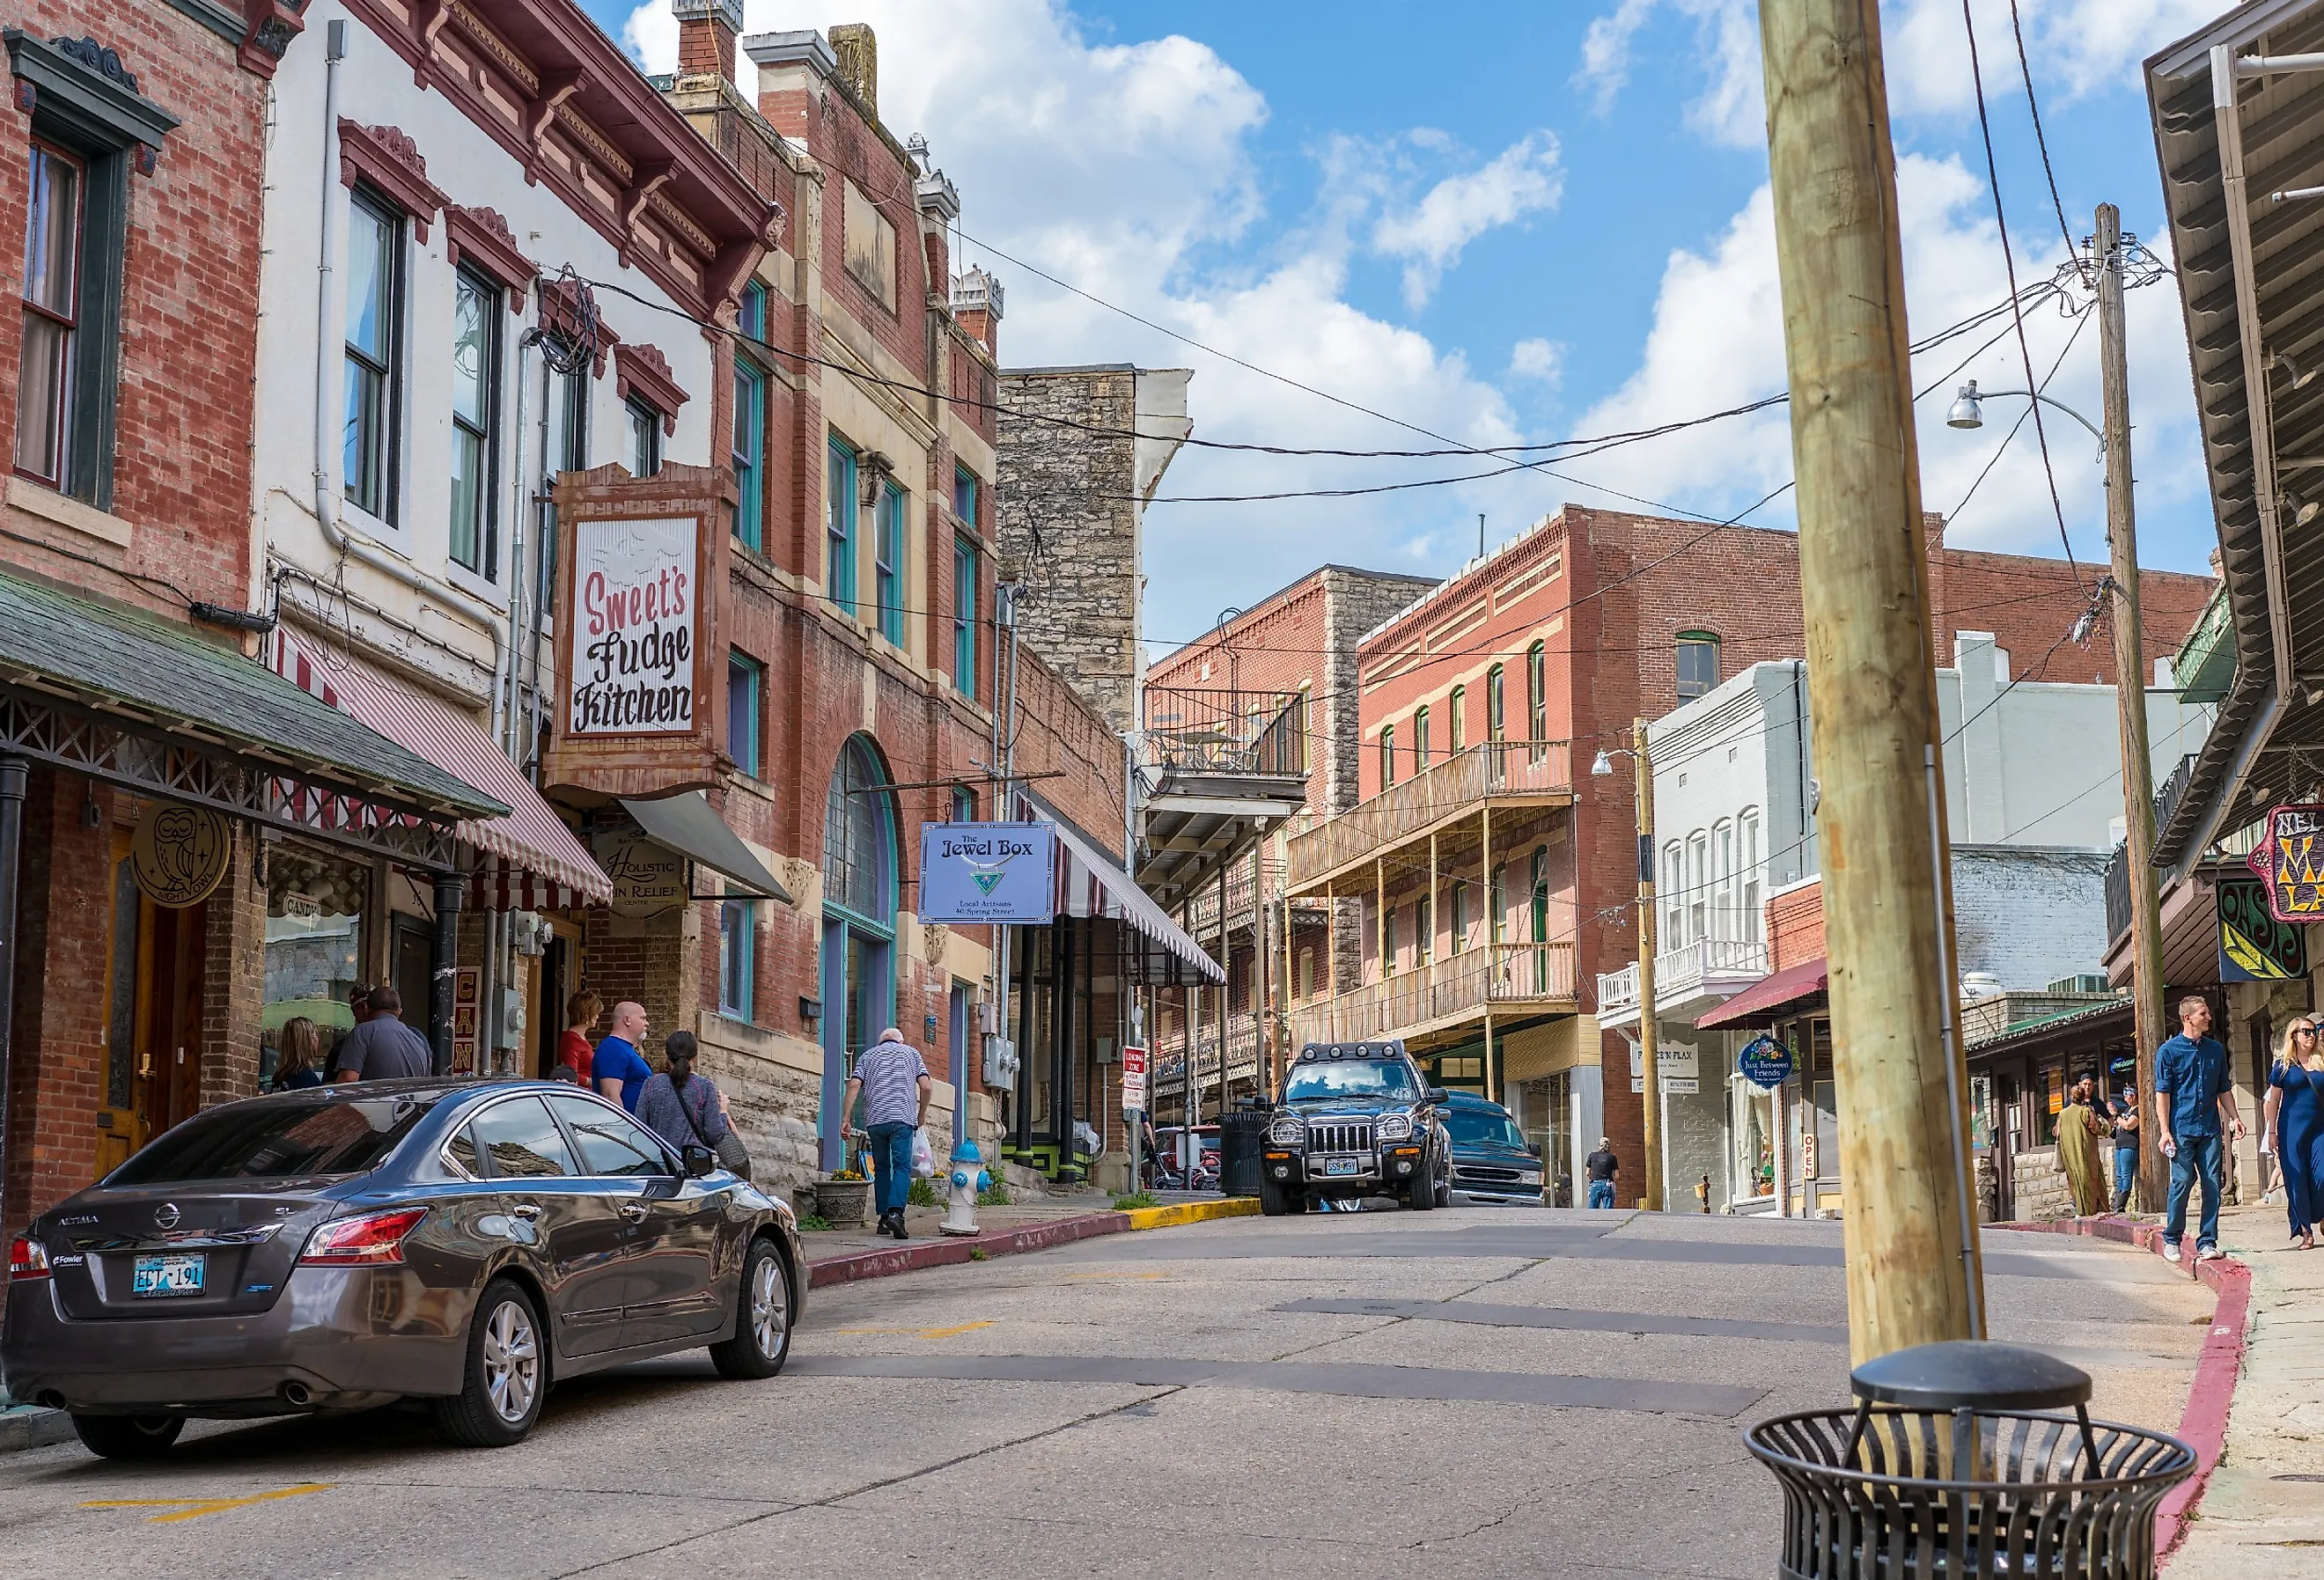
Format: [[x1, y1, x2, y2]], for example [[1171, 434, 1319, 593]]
[[875, 478, 906, 645], [1447, 686, 1465, 753], [952, 464, 979, 527], [1486, 665, 1505, 743], [446, 264, 502, 579], [827, 437, 859, 613], [626, 395, 662, 477], [732, 354, 766, 553], [718, 893, 757, 1021], [1379, 724, 1396, 790], [726, 650, 761, 776], [342, 185, 407, 527], [14, 137, 83, 491], [1526, 640, 1548, 749], [1413, 706, 1431, 771], [952, 533, 979, 699], [1676, 630, 1722, 701]]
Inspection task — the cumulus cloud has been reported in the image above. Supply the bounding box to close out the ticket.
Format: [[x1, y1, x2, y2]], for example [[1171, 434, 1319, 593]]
[[1370, 133, 1564, 308], [1509, 339, 1565, 385]]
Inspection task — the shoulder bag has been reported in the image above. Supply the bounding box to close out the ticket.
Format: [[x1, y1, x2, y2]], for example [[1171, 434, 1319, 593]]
[[677, 1076, 754, 1181]]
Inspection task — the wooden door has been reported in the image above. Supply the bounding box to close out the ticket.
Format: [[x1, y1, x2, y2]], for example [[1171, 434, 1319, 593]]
[[93, 838, 142, 1175]]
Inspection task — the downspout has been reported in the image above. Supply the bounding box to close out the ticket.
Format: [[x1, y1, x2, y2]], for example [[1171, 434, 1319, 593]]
[[312, 25, 504, 724]]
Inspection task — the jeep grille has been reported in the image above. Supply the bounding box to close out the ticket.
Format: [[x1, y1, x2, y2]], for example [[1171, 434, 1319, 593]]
[[1307, 1120, 1376, 1156]]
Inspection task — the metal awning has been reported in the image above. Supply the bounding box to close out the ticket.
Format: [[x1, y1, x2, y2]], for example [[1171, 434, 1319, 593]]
[[1696, 958, 1829, 1030], [2146, 3, 2324, 871], [620, 791, 794, 904], [1135, 768, 1310, 915], [276, 629, 610, 909], [1023, 791, 1224, 986], [0, 568, 496, 867]]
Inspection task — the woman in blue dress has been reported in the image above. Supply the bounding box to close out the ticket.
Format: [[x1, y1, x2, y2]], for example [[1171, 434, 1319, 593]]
[[2268, 1018, 2324, 1248]]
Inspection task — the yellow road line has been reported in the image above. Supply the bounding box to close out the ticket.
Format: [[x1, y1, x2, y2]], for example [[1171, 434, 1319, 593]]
[[83, 1483, 331, 1524], [1122, 1198, 1261, 1231], [834, 1319, 996, 1340]]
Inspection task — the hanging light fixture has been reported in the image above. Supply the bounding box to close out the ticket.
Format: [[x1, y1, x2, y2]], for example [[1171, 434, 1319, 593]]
[[1590, 749, 1615, 776], [1945, 381, 1985, 430]]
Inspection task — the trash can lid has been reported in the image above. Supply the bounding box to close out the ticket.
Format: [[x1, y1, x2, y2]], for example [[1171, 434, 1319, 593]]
[[1850, 1341, 2091, 1412]]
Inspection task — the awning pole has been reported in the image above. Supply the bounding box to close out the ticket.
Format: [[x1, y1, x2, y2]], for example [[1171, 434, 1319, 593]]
[[0, 757, 26, 1224], [430, 873, 463, 1076]]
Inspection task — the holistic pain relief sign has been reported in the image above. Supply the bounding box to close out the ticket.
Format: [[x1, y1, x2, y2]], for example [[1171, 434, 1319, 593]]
[[569, 518, 698, 735], [918, 823, 1057, 924]]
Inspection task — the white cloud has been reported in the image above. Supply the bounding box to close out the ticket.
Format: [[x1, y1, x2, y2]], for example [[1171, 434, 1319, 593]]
[[1509, 338, 1565, 384], [1371, 133, 1563, 308], [1576, 0, 1658, 112], [618, 0, 1544, 646]]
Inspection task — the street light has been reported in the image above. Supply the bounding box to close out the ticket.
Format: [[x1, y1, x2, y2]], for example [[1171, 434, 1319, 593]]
[[1591, 748, 1616, 776], [1945, 380, 2107, 456]]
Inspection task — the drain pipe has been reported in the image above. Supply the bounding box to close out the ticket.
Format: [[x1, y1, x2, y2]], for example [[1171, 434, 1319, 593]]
[[311, 21, 504, 711]]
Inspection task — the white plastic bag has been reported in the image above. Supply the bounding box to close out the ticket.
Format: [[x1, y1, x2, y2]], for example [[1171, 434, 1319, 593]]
[[911, 1128, 937, 1179]]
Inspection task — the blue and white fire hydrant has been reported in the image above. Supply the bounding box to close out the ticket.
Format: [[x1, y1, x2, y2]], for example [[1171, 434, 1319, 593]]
[[940, 1139, 989, 1237]]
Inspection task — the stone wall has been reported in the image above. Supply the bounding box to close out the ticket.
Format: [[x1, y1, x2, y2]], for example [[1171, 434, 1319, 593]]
[[2010, 1144, 2074, 1222]]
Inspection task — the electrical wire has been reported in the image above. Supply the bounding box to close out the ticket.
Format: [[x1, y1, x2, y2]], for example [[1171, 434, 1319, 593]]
[[2006, 0, 2085, 280]]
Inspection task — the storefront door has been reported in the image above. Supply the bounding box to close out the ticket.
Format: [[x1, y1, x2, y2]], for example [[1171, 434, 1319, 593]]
[[106, 826, 208, 1157]]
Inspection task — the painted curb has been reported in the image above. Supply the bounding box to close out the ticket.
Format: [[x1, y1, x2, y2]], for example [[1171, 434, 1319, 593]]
[[1990, 1215, 2250, 1562], [1121, 1198, 1261, 1231]]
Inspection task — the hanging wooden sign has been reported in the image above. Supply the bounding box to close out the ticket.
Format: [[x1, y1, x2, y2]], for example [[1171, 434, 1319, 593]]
[[130, 805, 232, 908], [2247, 804, 2324, 924]]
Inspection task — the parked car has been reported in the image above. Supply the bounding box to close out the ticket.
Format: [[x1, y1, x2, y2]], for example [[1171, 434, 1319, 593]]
[[1151, 1125, 1222, 1191], [3, 1078, 804, 1458], [1440, 1091, 1547, 1207], [1257, 1041, 1451, 1214]]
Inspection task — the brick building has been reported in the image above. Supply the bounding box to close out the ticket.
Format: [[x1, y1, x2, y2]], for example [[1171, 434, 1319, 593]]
[[1286, 503, 2214, 1202]]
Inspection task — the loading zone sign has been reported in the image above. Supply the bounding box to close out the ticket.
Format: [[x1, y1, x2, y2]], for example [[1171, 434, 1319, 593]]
[[918, 824, 1056, 923]]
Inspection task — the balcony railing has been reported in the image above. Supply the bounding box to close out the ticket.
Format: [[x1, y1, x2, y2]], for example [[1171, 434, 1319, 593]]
[[1285, 741, 1572, 893], [1154, 1010, 1265, 1087], [1289, 941, 1574, 1046], [1182, 851, 1329, 936], [1144, 684, 1308, 778], [1597, 937, 1770, 1017], [2105, 841, 2130, 948]]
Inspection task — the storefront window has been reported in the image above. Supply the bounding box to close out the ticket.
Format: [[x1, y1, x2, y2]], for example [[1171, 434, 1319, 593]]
[[263, 849, 369, 1084]]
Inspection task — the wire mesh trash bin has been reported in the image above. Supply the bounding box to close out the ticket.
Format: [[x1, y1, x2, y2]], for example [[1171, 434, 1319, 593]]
[[1217, 1108, 1266, 1198], [1745, 1341, 2195, 1579]]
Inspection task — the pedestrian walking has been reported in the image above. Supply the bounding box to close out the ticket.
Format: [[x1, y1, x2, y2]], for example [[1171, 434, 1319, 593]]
[[844, 1027, 933, 1240], [328, 986, 432, 1082], [635, 1032, 749, 1177], [1585, 1138, 1619, 1209], [591, 1001, 653, 1113], [558, 990, 601, 1084], [2155, 993, 2247, 1264], [2056, 1077, 2111, 1218], [2267, 1017, 2324, 1249], [271, 1017, 326, 1091], [2109, 1086, 2141, 1214]]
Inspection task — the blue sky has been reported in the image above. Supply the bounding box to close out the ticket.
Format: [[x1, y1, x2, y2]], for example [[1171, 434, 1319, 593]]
[[591, 0, 2227, 655]]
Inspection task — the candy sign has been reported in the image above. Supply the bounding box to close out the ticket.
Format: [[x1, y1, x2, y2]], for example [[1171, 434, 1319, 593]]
[[569, 517, 698, 736]]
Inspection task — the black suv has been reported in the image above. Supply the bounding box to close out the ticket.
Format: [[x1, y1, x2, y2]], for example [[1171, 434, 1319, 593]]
[[1258, 1041, 1451, 1215]]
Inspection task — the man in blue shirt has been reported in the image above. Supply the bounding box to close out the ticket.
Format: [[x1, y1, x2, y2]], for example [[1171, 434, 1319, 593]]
[[592, 1000, 655, 1113], [2153, 993, 2247, 1264]]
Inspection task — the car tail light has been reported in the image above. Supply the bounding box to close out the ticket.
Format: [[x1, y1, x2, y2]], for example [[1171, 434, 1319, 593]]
[[8, 1236, 49, 1280], [298, 1207, 428, 1267]]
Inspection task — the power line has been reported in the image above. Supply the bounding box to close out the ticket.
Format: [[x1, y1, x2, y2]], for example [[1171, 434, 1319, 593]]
[[2007, 0, 2085, 276]]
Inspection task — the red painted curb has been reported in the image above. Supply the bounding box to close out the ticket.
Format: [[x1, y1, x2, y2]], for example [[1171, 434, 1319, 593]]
[[803, 1210, 1132, 1288], [1990, 1216, 2250, 1562]]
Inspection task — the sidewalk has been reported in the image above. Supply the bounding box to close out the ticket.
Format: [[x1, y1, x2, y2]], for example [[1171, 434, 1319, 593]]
[[802, 1190, 1253, 1285], [2163, 1200, 2324, 1576]]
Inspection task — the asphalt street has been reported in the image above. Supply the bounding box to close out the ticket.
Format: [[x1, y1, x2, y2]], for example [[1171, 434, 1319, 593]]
[[0, 1208, 2212, 1580]]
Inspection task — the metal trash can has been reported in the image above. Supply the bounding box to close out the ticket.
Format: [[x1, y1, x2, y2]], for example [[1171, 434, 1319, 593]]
[[1746, 1341, 2195, 1579], [1217, 1107, 1267, 1198]]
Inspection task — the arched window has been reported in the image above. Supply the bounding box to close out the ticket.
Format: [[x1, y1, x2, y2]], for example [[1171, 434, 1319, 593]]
[[1486, 665, 1505, 743], [820, 734, 898, 1165], [1676, 630, 1721, 701], [1414, 706, 1431, 770], [1529, 846, 1550, 992], [1526, 641, 1548, 749], [823, 737, 894, 924], [1448, 686, 1466, 752], [1379, 724, 1397, 790], [1662, 841, 1683, 942]]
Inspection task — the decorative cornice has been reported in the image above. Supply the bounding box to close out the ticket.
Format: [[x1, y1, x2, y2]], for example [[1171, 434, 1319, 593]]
[[447, 1, 537, 94], [4, 29, 180, 151], [338, 119, 446, 239], [237, 0, 304, 78], [614, 343, 688, 436], [444, 204, 536, 311]]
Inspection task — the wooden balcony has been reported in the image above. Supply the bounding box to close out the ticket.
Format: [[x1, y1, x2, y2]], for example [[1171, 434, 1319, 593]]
[[1288, 941, 1576, 1051], [1284, 742, 1573, 897]]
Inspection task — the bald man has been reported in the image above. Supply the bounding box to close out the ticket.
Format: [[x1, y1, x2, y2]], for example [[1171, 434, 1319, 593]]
[[847, 1026, 934, 1239], [593, 1000, 654, 1113]]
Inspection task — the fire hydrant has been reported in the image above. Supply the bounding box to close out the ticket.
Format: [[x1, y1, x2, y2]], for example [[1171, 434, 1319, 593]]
[[940, 1139, 989, 1237]]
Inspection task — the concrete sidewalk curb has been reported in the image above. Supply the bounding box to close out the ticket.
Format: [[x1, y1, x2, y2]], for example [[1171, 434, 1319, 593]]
[[1990, 1215, 2249, 1562], [0, 1407, 74, 1454], [805, 1195, 1258, 1288]]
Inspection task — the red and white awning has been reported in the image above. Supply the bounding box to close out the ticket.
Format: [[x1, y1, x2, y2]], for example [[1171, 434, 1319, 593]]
[[1019, 791, 1223, 986], [276, 629, 612, 909]]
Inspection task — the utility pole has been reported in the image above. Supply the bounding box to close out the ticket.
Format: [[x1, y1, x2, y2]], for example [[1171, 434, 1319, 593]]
[[2097, 202, 2167, 1216], [1760, 0, 1983, 1359], [1634, 717, 1664, 1211]]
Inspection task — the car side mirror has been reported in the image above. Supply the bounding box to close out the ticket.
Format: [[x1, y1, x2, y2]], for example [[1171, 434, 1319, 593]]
[[1426, 1087, 1449, 1106], [681, 1143, 717, 1178], [1528, 1143, 1544, 1157]]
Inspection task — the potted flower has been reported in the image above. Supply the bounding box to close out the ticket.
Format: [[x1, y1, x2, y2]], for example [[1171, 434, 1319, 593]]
[[815, 1168, 872, 1226]]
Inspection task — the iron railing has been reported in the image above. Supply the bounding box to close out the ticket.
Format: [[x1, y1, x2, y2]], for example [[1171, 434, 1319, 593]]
[[1598, 937, 1770, 1014], [1144, 684, 1307, 777], [1289, 940, 1575, 1045], [1284, 741, 1571, 893]]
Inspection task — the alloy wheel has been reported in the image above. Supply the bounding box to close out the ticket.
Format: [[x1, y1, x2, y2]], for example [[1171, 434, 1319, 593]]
[[482, 1297, 540, 1425], [750, 1254, 790, 1359]]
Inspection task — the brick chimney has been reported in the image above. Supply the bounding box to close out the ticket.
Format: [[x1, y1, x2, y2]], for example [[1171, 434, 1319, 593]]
[[673, 0, 744, 84], [951, 266, 1004, 359], [830, 23, 877, 114]]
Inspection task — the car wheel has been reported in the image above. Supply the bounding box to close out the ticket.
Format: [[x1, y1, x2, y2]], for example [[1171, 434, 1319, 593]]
[[71, 1412, 183, 1460], [710, 1238, 794, 1380], [434, 1278, 546, 1448], [1435, 1170, 1454, 1209], [1258, 1176, 1292, 1216], [1406, 1168, 1435, 1211]]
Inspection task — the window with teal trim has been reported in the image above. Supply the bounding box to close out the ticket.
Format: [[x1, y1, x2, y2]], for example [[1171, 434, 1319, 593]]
[[732, 356, 764, 551], [952, 534, 977, 698], [826, 437, 857, 612], [719, 894, 755, 1020], [876, 480, 906, 644]]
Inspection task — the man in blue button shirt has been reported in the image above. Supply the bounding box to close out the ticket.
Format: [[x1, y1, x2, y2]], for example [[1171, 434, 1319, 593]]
[[592, 1000, 655, 1113], [2153, 993, 2247, 1264]]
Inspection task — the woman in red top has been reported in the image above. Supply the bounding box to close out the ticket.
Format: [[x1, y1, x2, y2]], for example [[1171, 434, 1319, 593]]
[[559, 989, 602, 1083]]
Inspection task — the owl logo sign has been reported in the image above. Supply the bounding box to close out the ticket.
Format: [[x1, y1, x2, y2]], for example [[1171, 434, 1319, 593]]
[[2248, 804, 2324, 924], [130, 805, 232, 908]]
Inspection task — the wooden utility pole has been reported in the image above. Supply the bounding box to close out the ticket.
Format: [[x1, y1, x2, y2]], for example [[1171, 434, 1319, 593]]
[[1635, 717, 1664, 1210], [2097, 202, 2168, 1216], [1760, 0, 1984, 1359]]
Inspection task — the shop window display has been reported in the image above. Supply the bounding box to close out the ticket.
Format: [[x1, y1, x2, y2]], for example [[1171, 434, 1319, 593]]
[[262, 850, 369, 1086]]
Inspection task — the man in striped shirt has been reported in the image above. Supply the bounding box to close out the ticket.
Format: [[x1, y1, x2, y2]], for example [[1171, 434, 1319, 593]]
[[846, 1028, 933, 1239]]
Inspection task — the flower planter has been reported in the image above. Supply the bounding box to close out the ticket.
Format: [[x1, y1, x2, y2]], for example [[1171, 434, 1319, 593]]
[[815, 1178, 872, 1226]]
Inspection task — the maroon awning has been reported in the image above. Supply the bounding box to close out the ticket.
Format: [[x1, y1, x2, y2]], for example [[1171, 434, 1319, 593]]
[[1697, 956, 1829, 1029]]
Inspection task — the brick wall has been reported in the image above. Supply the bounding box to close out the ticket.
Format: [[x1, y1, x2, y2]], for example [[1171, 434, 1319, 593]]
[[1769, 882, 1828, 974], [4, 770, 107, 1232]]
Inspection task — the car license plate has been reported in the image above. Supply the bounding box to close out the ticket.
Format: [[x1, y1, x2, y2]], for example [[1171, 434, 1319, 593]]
[[1325, 1157, 1360, 1177], [131, 1253, 204, 1297]]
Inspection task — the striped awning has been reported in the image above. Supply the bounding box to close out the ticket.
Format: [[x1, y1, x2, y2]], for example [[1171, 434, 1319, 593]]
[[1022, 791, 1223, 986], [276, 629, 612, 908]]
